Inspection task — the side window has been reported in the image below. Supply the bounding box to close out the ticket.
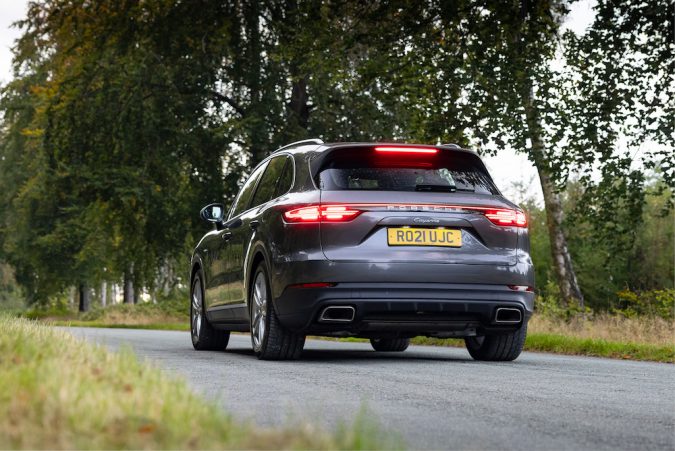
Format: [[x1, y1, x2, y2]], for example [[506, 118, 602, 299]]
[[273, 157, 294, 198], [250, 155, 289, 208], [229, 163, 267, 219]]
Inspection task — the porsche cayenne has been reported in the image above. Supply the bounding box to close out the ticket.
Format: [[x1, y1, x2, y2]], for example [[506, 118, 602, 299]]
[[189, 140, 534, 361]]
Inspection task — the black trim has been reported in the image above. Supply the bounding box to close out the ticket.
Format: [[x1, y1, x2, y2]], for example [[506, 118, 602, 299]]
[[206, 303, 248, 324], [274, 283, 533, 337]]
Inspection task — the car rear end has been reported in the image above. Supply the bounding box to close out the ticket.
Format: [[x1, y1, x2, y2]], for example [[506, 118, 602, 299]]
[[273, 143, 534, 341]]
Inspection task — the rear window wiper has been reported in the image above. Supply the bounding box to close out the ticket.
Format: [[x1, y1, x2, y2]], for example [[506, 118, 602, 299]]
[[415, 184, 476, 193], [415, 184, 456, 192]]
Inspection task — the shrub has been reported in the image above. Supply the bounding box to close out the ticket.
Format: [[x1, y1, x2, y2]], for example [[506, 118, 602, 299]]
[[613, 289, 675, 320]]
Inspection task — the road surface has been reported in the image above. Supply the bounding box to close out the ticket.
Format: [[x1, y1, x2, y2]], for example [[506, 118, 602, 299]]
[[66, 327, 674, 450]]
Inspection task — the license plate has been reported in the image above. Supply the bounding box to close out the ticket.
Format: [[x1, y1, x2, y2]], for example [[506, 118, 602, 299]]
[[387, 227, 462, 247]]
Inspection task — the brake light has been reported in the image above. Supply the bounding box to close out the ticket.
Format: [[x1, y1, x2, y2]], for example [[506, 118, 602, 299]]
[[283, 206, 321, 222], [374, 146, 438, 155], [283, 205, 362, 223], [485, 209, 527, 228]]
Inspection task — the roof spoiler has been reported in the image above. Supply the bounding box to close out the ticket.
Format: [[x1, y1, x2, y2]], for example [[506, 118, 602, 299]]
[[308, 143, 478, 180]]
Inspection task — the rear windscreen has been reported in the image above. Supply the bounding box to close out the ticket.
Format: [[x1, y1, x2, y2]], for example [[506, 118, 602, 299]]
[[317, 150, 499, 194]]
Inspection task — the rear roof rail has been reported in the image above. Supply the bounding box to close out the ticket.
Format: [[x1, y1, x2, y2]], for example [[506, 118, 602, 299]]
[[442, 143, 461, 148], [274, 138, 324, 153]]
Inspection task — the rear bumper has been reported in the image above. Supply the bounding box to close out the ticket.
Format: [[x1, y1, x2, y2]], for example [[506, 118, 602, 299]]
[[274, 282, 534, 338]]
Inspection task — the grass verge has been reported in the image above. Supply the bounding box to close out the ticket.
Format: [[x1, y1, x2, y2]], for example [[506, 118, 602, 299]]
[[0, 316, 391, 450], [31, 300, 674, 363], [50, 320, 673, 363], [410, 333, 674, 363], [49, 320, 189, 331]]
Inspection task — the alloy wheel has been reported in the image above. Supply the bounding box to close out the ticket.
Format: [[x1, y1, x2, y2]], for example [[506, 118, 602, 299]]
[[251, 271, 268, 351], [191, 280, 203, 342]]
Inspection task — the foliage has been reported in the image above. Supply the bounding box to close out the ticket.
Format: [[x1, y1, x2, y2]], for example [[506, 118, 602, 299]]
[[613, 289, 675, 321], [534, 281, 588, 319], [524, 178, 674, 311], [563, 0, 674, 199], [0, 0, 232, 303], [23, 287, 189, 323], [0, 0, 672, 312]]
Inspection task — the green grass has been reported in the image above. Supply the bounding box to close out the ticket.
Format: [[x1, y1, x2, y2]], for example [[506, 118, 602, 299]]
[[50, 320, 190, 331], [48, 320, 674, 363], [523, 332, 674, 363], [0, 316, 393, 450], [410, 333, 674, 363], [31, 297, 673, 363]]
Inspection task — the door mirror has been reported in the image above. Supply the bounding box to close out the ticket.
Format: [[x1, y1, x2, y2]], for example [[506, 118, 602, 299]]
[[200, 203, 225, 223]]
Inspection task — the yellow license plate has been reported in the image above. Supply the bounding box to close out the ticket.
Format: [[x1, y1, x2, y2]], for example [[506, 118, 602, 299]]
[[387, 227, 462, 247]]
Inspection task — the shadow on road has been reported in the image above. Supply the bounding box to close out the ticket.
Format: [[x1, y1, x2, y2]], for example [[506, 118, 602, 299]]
[[221, 346, 477, 364]]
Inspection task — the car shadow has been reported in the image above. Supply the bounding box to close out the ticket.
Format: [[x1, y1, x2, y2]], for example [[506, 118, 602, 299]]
[[222, 346, 476, 363]]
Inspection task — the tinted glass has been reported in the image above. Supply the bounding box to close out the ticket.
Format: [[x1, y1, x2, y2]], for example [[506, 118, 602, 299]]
[[251, 155, 288, 208], [318, 151, 498, 195], [273, 157, 294, 198], [230, 163, 267, 218]]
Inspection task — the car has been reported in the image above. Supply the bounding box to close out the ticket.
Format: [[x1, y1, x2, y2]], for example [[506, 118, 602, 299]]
[[189, 139, 534, 361]]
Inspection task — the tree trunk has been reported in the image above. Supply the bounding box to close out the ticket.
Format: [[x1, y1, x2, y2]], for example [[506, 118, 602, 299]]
[[244, 0, 266, 164], [123, 269, 134, 304], [78, 283, 91, 312], [111, 283, 118, 305], [288, 75, 309, 128], [100, 281, 107, 307], [523, 88, 585, 308]]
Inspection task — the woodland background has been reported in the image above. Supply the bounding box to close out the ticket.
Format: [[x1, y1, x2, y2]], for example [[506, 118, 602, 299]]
[[0, 0, 672, 319]]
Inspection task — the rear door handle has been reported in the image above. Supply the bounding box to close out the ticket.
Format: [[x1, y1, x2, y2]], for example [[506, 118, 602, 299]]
[[250, 220, 260, 230]]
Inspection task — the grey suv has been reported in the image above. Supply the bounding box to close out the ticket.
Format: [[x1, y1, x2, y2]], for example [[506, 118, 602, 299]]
[[190, 140, 534, 361]]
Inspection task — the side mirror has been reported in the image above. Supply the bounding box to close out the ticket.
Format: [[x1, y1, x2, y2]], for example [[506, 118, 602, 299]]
[[200, 203, 225, 223]]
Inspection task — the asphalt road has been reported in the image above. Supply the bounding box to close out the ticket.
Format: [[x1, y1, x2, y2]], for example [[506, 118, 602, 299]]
[[66, 327, 675, 450]]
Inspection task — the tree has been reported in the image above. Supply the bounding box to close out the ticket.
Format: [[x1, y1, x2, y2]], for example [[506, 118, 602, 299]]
[[561, 0, 674, 253], [1, 0, 233, 305]]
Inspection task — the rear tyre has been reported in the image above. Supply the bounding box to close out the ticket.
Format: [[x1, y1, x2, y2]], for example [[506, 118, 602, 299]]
[[370, 338, 410, 352], [191, 276, 230, 351], [464, 323, 527, 361], [250, 264, 305, 360]]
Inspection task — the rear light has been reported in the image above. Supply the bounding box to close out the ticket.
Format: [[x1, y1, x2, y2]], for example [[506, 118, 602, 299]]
[[283, 206, 321, 222], [485, 209, 527, 228], [374, 146, 438, 155], [508, 285, 533, 292], [288, 282, 336, 289], [283, 205, 362, 223]]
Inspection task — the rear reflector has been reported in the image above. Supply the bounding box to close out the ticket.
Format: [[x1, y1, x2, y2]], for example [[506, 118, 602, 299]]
[[507, 285, 533, 292], [283, 205, 362, 223], [288, 282, 336, 289], [374, 146, 438, 155], [485, 209, 527, 228]]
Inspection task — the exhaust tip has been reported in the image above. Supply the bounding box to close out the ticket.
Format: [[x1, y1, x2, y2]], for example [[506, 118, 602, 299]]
[[494, 307, 522, 324], [319, 306, 355, 323]]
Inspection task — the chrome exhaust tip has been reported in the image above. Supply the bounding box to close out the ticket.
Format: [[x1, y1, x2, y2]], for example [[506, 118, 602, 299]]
[[494, 307, 522, 324], [319, 306, 355, 323]]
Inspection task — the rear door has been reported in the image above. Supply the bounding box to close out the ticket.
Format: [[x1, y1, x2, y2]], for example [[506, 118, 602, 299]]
[[222, 162, 268, 311], [224, 155, 290, 311], [316, 146, 521, 266]]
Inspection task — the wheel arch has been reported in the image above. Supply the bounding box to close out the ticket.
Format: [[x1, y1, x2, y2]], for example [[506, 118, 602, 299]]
[[190, 258, 204, 288], [245, 246, 271, 312]]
